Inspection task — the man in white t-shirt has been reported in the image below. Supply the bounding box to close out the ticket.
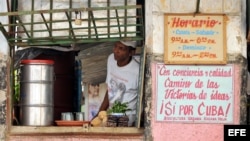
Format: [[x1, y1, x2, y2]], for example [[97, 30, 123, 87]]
[[98, 40, 140, 126]]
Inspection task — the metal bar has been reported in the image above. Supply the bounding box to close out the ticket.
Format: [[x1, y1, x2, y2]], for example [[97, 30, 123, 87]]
[[124, 0, 128, 37], [88, 0, 91, 38], [0, 5, 142, 16], [107, 0, 110, 38], [1, 19, 141, 37], [7, 31, 141, 41], [9, 32, 140, 42], [0, 22, 10, 39], [31, 0, 34, 37], [69, 0, 72, 38], [11, 23, 142, 33], [12, 36, 143, 46], [136, 44, 146, 128], [194, 0, 201, 16], [9, 0, 18, 128], [89, 11, 98, 39], [9, 0, 17, 45], [50, 0, 53, 37], [115, 9, 122, 37], [65, 11, 76, 40], [1, 15, 140, 26], [40, 13, 52, 37], [138, 9, 144, 38], [15, 16, 30, 38]]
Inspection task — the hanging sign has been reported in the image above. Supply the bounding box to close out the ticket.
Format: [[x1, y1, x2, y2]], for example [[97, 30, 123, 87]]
[[154, 63, 234, 123], [164, 14, 227, 64]]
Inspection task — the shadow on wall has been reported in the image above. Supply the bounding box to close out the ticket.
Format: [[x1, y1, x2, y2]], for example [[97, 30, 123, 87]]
[[0, 64, 6, 89], [0, 100, 6, 124], [0, 59, 7, 125]]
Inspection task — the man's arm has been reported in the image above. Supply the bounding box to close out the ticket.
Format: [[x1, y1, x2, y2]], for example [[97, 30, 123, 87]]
[[99, 90, 109, 111], [90, 90, 109, 121]]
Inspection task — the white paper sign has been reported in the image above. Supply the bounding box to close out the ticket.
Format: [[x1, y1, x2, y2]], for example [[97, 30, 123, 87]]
[[155, 63, 234, 123]]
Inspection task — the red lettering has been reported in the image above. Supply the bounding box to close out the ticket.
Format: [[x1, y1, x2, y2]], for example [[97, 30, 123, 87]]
[[171, 17, 218, 28], [198, 102, 225, 116], [163, 101, 175, 116], [159, 65, 170, 76], [198, 102, 205, 115], [179, 105, 193, 115]]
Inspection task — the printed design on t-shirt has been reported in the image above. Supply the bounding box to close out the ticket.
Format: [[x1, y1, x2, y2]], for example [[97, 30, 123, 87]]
[[109, 78, 126, 105]]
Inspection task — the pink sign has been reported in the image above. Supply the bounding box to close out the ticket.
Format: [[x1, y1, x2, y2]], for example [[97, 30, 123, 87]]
[[154, 63, 234, 123]]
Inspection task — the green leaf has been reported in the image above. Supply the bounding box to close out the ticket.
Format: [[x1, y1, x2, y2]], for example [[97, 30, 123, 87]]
[[108, 101, 130, 114]]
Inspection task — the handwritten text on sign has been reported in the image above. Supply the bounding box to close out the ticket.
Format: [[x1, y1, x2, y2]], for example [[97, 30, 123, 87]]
[[164, 14, 226, 64], [155, 64, 234, 123]]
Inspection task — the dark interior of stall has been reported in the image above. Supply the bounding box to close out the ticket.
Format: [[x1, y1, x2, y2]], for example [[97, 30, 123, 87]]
[[34, 50, 77, 122]]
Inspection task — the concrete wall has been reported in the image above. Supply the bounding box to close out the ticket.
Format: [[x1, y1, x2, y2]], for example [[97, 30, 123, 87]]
[[146, 0, 246, 56], [0, 0, 9, 141]]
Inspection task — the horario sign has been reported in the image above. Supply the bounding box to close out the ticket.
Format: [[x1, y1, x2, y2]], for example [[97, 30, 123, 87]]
[[164, 14, 227, 64]]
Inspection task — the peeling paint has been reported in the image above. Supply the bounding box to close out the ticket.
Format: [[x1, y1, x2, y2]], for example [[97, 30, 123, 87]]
[[0, 100, 6, 125], [0, 65, 6, 90], [236, 36, 242, 45]]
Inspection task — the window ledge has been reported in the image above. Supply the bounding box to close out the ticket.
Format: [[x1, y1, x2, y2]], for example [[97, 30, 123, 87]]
[[9, 126, 144, 136]]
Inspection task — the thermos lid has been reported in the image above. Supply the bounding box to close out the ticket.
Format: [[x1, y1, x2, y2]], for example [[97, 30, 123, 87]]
[[21, 59, 54, 65]]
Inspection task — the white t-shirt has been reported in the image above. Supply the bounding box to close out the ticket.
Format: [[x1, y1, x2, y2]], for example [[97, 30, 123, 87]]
[[106, 53, 140, 125]]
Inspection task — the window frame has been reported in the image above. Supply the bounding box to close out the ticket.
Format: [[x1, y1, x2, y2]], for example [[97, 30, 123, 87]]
[[3, 0, 145, 135]]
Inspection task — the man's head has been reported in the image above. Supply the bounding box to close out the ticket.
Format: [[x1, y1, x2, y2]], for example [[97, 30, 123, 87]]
[[113, 41, 137, 66], [119, 41, 137, 49]]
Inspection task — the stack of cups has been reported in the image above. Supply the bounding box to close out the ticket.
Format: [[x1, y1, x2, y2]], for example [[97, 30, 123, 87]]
[[75, 112, 85, 121], [61, 112, 85, 121]]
